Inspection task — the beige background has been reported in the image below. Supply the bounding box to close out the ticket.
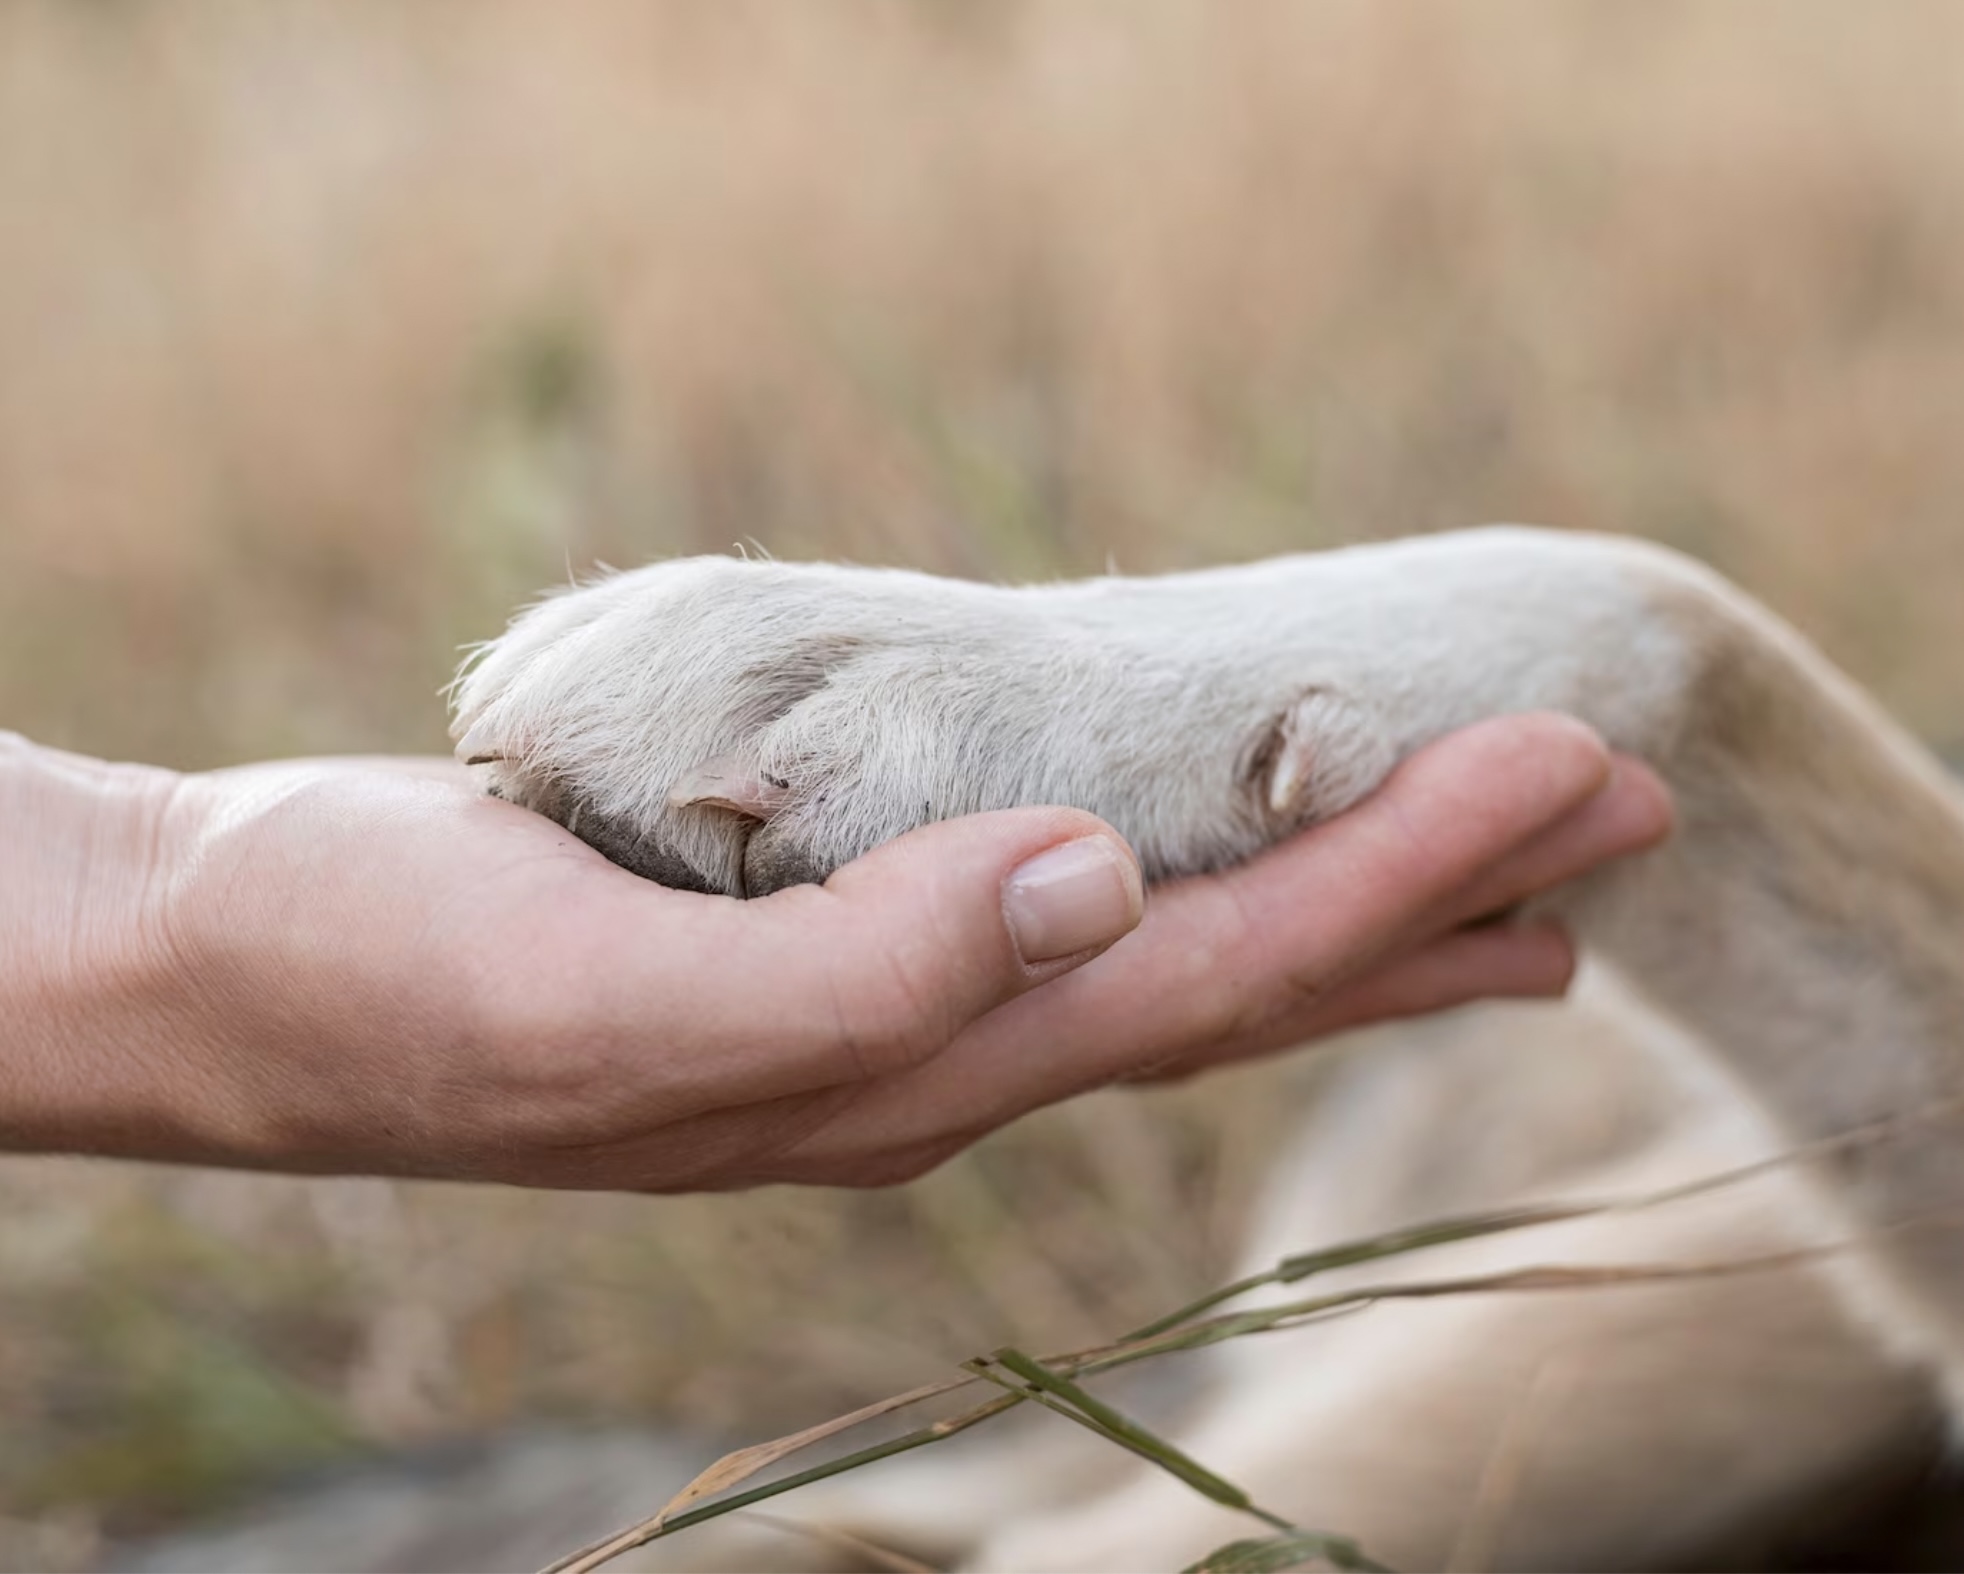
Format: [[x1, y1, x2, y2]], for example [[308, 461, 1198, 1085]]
[[3, 4, 1962, 1565]]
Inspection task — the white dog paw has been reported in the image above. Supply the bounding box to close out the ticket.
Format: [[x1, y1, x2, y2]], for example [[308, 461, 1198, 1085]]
[[451, 530, 1704, 897], [449, 555, 1397, 896]]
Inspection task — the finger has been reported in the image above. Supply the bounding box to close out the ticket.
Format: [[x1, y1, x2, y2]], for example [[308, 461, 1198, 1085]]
[[1430, 756, 1674, 933], [553, 806, 1145, 1111], [611, 924, 1579, 1188], [1123, 757, 1669, 1089], [763, 712, 1617, 1156], [1121, 922, 1579, 1083]]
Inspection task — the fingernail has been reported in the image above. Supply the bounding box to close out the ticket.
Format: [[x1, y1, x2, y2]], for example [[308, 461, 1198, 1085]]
[[1003, 836, 1145, 964]]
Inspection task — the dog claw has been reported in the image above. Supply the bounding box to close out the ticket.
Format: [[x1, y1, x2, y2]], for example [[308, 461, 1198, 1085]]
[[667, 755, 792, 820]]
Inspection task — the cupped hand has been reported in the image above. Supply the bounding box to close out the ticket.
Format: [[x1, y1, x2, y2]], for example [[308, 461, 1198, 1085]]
[[0, 714, 1671, 1190]]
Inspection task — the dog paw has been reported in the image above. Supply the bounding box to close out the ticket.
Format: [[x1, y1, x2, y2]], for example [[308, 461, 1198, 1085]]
[[450, 530, 1699, 897], [448, 555, 1398, 896]]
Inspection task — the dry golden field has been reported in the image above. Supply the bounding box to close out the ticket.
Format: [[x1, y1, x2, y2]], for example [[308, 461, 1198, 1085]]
[[4, 3, 1964, 1566]]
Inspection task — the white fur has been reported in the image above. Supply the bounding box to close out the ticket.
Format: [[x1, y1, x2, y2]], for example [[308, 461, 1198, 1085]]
[[452, 530, 1695, 892]]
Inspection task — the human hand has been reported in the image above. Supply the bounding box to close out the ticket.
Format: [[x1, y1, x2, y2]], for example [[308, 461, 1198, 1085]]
[[0, 713, 1670, 1190]]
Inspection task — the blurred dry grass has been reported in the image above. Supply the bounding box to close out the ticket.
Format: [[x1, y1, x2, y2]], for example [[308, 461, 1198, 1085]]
[[4, 1, 1964, 1565]]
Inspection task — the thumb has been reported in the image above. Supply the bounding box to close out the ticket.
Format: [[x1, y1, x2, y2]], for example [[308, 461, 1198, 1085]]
[[746, 807, 1146, 1083]]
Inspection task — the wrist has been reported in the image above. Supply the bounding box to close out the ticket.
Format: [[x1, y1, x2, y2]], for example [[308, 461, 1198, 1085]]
[[0, 732, 211, 1161]]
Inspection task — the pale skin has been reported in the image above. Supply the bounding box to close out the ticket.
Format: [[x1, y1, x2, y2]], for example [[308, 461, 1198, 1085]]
[[0, 714, 1671, 1192]]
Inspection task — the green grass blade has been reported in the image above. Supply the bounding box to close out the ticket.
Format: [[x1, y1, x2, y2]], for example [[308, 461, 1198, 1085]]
[[987, 1346, 1257, 1513]]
